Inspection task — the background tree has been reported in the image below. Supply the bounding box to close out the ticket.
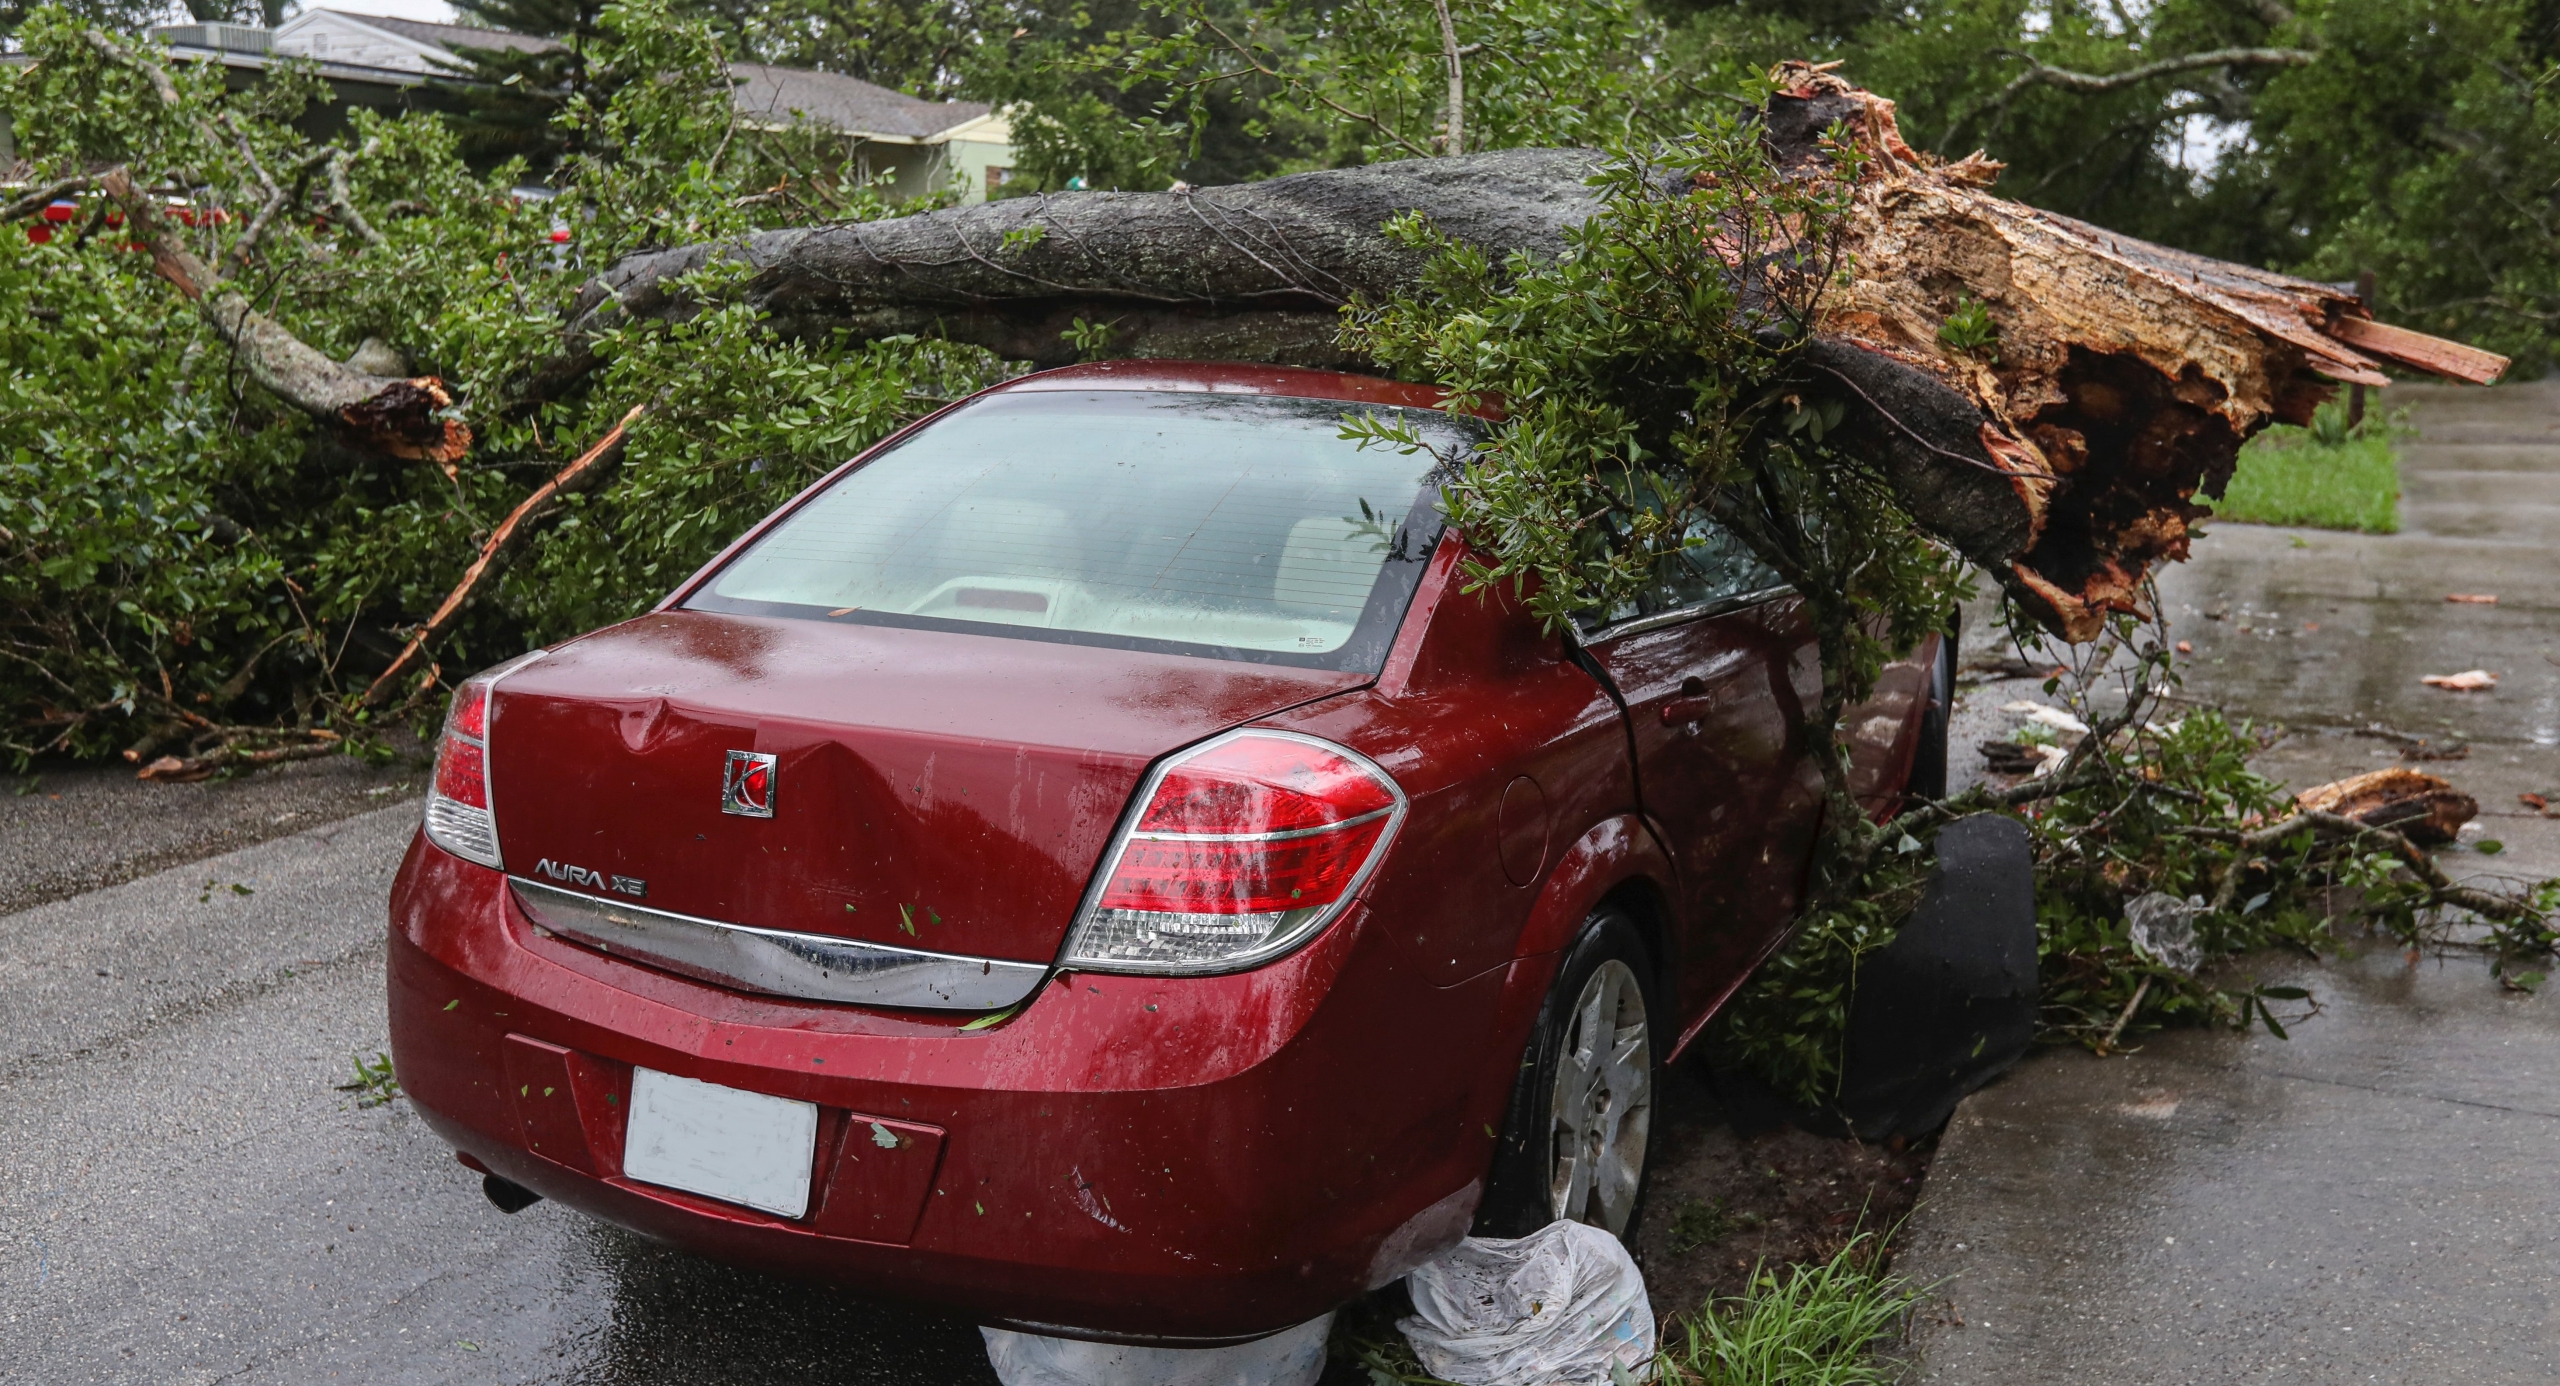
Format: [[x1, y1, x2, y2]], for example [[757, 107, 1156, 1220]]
[[0, 0, 158, 41], [686, 0, 997, 98], [422, 0, 612, 174], [962, 0, 1324, 192]]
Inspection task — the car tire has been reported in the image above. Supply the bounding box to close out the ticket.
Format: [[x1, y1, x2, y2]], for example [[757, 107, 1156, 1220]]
[[1906, 614, 1959, 805], [1476, 909, 1658, 1243]]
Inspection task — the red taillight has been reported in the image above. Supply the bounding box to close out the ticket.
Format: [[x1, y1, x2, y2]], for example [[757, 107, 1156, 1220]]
[[1134, 735, 1397, 834], [1098, 818, 1392, 915], [1065, 731, 1404, 974], [433, 735, 488, 809], [422, 656, 539, 870], [450, 679, 489, 741]]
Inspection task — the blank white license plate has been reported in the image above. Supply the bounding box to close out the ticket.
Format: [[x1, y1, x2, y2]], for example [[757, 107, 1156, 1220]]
[[623, 1068, 818, 1219]]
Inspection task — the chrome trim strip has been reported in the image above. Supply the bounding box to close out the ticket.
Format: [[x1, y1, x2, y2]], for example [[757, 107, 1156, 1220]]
[[1575, 585, 1796, 645], [1125, 805, 1397, 844], [509, 878, 1048, 1011]]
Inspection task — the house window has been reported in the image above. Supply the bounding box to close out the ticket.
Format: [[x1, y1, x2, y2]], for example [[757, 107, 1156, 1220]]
[[984, 165, 1013, 197]]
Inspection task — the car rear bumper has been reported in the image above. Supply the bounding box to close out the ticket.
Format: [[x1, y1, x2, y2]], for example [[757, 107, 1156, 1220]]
[[386, 829, 1521, 1342]]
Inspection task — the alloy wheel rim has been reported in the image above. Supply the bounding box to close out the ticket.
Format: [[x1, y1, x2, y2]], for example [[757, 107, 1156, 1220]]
[[1546, 957, 1652, 1235]]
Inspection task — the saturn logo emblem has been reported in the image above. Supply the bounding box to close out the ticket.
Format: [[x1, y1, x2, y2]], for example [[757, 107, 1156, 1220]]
[[723, 750, 777, 818]]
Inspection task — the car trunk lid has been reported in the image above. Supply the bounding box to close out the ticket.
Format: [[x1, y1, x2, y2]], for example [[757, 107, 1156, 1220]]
[[485, 611, 1367, 966]]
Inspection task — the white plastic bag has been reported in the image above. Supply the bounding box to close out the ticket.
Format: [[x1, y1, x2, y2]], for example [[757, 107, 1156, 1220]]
[[1399, 1220, 1655, 1386], [2124, 891, 2206, 974], [982, 1312, 1333, 1386]]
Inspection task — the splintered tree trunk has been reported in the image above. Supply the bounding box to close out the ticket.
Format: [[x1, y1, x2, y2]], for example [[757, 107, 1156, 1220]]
[[1766, 67, 2503, 637], [555, 71, 2501, 639]]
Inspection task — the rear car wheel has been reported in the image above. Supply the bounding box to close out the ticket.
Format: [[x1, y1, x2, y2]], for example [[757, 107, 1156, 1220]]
[[1477, 910, 1656, 1240], [1906, 614, 1959, 804]]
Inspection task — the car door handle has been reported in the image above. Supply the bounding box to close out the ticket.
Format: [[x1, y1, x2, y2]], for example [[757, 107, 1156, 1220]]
[[1660, 695, 1716, 725]]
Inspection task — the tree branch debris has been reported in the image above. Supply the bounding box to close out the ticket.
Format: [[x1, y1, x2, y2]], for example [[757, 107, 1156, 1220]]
[[360, 404, 647, 708]]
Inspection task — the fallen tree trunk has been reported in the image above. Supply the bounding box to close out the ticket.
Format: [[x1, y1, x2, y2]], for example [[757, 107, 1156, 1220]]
[[553, 66, 2503, 640], [542, 148, 1608, 394], [94, 48, 2486, 644]]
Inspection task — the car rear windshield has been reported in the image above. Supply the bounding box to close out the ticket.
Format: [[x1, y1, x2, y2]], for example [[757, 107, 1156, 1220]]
[[686, 389, 1465, 671]]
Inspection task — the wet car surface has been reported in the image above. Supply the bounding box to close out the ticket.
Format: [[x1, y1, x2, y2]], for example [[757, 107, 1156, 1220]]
[[387, 360, 1942, 1344]]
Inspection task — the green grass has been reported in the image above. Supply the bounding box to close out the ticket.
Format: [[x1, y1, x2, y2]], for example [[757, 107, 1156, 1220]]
[[336, 1051, 401, 1108], [2211, 417, 2402, 534], [1654, 1234, 1921, 1386]]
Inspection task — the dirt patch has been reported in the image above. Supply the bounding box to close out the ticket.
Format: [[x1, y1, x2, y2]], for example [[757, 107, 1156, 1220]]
[[1631, 1059, 1931, 1325], [1324, 1058, 1933, 1381]]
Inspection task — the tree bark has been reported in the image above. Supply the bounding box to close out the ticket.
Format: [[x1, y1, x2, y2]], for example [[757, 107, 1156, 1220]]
[[539, 147, 1607, 396]]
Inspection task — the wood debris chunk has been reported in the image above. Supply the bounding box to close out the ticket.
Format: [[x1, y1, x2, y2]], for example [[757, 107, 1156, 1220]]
[[2295, 768, 2478, 845], [2421, 670, 2498, 691]]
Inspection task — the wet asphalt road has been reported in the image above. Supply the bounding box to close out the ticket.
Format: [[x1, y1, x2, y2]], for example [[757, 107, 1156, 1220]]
[[0, 803, 1002, 1385], [0, 748, 424, 918]]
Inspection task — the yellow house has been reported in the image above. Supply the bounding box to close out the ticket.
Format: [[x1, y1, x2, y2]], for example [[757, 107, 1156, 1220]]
[[725, 61, 1015, 203]]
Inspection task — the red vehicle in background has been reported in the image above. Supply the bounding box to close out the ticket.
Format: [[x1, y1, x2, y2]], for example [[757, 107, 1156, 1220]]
[[386, 361, 1947, 1344]]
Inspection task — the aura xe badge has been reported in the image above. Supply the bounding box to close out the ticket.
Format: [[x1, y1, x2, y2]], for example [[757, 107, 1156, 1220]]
[[724, 749, 778, 818], [533, 858, 647, 898]]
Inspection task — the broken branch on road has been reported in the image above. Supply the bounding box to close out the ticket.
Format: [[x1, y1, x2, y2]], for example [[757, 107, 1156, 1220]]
[[135, 726, 344, 783]]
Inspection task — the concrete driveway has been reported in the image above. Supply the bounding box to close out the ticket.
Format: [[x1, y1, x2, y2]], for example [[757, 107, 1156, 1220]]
[[1901, 378, 2560, 1383]]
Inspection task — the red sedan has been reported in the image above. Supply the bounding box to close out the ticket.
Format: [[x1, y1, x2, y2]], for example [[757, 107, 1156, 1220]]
[[387, 361, 1945, 1344]]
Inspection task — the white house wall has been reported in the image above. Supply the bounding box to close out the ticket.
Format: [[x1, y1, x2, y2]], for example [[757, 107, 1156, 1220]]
[[270, 12, 454, 75]]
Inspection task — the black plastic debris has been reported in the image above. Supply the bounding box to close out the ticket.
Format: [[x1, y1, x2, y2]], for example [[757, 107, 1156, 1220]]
[[1830, 813, 2038, 1139]]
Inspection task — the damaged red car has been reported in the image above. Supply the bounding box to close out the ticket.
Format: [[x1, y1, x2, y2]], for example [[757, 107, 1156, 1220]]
[[387, 361, 1947, 1344]]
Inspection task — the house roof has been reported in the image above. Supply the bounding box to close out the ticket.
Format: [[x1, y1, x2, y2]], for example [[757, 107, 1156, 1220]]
[[338, 14, 564, 59], [292, 11, 993, 142], [728, 62, 991, 142]]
